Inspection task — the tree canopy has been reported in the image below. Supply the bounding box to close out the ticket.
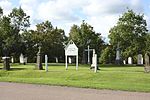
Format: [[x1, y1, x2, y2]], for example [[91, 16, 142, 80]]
[[69, 20, 104, 63], [22, 21, 66, 62], [109, 10, 148, 62]]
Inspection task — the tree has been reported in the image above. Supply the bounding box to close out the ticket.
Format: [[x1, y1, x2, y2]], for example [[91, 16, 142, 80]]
[[0, 7, 30, 70], [8, 7, 30, 58], [0, 7, 3, 17], [145, 33, 150, 52], [9, 7, 30, 32], [99, 46, 115, 64], [22, 21, 66, 63], [69, 20, 104, 64], [109, 9, 148, 63]]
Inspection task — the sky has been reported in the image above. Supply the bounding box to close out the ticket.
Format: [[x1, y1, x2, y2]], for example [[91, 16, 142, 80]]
[[0, 0, 150, 42]]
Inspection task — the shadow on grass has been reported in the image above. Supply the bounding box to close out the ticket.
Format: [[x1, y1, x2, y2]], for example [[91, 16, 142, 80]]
[[100, 64, 144, 68], [9, 68, 27, 71], [0, 67, 26, 71]]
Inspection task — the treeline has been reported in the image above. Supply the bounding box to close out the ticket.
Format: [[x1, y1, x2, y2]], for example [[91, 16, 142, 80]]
[[0, 7, 104, 63], [0, 7, 150, 64]]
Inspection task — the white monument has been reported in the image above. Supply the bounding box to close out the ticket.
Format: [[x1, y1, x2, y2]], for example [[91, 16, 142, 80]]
[[91, 49, 97, 73], [20, 53, 27, 64], [65, 40, 78, 70], [138, 54, 143, 65], [123, 60, 126, 64], [20, 53, 24, 64], [55, 57, 58, 63], [45, 55, 48, 72], [68, 57, 72, 64], [11, 57, 14, 63], [128, 57, 132, 64]]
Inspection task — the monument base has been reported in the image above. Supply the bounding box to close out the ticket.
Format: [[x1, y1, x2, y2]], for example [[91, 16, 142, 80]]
[[115, 59, 122, 65], [2, 57, 10, 70]]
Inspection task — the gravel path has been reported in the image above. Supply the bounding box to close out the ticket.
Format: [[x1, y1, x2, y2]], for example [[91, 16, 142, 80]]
[[0, 82, 150, 100]]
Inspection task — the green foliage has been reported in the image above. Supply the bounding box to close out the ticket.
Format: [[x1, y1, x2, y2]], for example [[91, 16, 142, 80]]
[[9, 7, 30, 31], [22, 21, 67, 62], [69, 20, 104, 63], [99, 46, 115, 64], [145, 33, 150, 53], [109, 9, 148, 60], [0, 63, 150, 92], [0, 7, 30, 59], [0, 7, 3, 17]]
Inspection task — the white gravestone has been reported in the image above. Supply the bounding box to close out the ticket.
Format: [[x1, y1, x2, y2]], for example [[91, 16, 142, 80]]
[[20, 53, 24, 64], [45, 55, 48, 72], [20, 54, 27, 64], [128, 57, 132, 64], [123, 60, 126, 64], [69, 57, 72, 64], [65, 40, 78, 70], [91, 49, 97, 73], [55, 57, 58, 63], [24, 57, 27, 64], [11, 57, 14, 63], [138, 54, 143, 65]]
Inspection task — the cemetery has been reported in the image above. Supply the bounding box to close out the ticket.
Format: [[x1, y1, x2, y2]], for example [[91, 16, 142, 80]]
[[0, 6, 150, 95], [0, 39, 150, 92]]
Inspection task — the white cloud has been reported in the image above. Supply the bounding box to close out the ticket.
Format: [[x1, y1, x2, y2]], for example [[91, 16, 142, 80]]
[[37, 0, 87, 22], [0, 0, 12, 15], [1, 0, 148, 39]]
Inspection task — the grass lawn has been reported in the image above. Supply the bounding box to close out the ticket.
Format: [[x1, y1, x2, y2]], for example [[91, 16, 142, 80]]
[[0, 63, 150, 92]]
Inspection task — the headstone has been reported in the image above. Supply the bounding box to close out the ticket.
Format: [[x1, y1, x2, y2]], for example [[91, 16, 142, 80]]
[[128, 57, 132, 64], [20, 53, 24, 64], [123, 60, 126, 65], [11, 57, 14, 63], [85, 45, 93, 64], [36, 46, 43, 70], [65, 40, 78, 70], [94, 54, 97, 73], [45, 55, 48, 72], [55, 57, 58, 63], [24, 57, 27, 64], [91, 49, 98, 73], [115, 43, 121, 64], [123, 60, 126, 64], [144, 53, 150, 72], [2, 57, 10, 70], [69, 57, 72, 64], [137, 54, 143, 65]]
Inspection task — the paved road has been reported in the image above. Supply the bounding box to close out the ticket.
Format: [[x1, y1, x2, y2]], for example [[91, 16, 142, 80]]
[[0, 82, 150, 100]]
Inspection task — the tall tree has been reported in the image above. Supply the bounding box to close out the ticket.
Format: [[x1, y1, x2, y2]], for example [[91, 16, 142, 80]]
[[109, 9, 148, 62], [22, 21, 66, 63], [0, 7, 3, 17], [8, 7, 30, 58], [0, 7, 30, 70], [69, 20, 104, 64]]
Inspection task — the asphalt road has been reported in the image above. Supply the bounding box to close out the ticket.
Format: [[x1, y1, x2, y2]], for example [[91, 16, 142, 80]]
[[0, 82, 150, 100]]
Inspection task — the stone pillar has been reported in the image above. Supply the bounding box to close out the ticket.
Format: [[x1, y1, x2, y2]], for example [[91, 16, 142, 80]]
[[144, 53, 150, 73], [36, 46, 43, 70], [115, 43, 121, 65], [2, 57, 10, 70]]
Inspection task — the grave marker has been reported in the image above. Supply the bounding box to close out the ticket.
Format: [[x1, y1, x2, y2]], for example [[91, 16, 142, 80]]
[[144, 53, 150, 72], [45, 55, 48, 72], [128, 57, 132, 64], [137, 54, 143, 65]]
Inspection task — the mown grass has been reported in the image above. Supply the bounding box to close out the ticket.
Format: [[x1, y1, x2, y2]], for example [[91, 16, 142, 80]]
[[0, 63, 150, 92]]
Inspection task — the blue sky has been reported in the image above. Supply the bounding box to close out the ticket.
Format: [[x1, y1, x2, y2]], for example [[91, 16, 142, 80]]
[[0, 0, 150, 41]]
